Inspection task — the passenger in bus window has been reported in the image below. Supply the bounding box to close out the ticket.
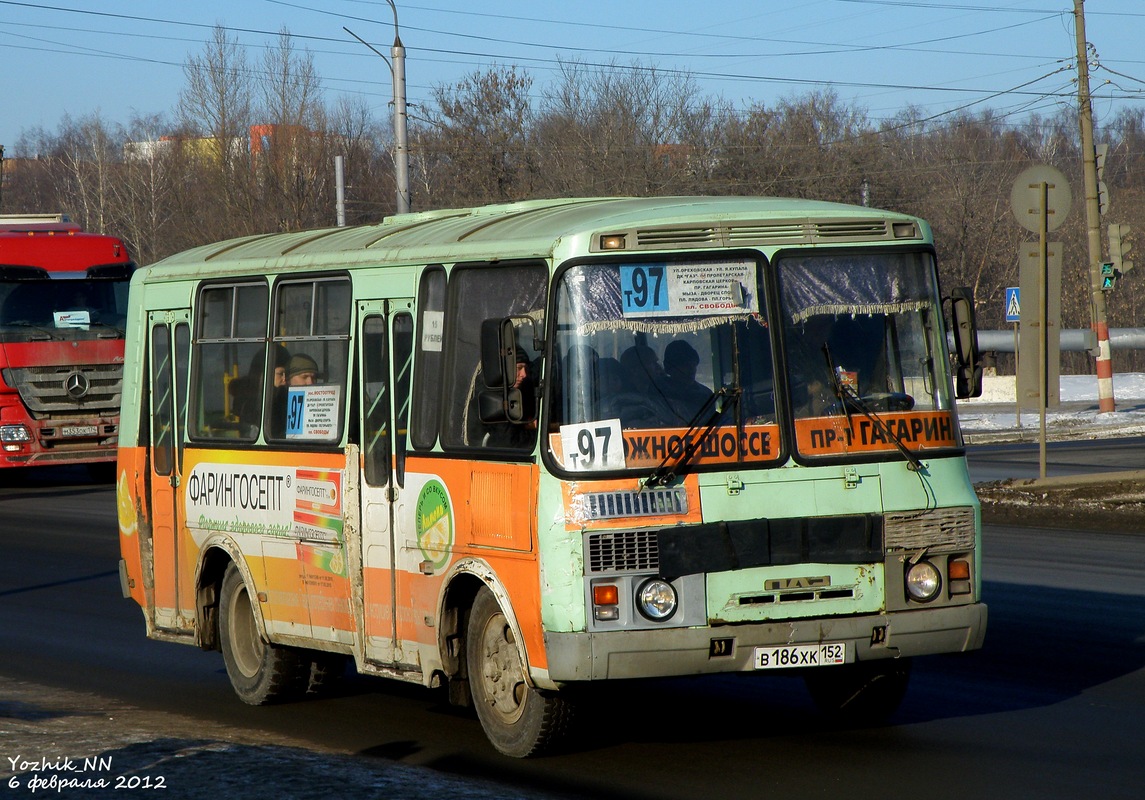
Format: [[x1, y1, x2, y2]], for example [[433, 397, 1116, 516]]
[[269, 351, 320, 438], [620, 344, 663, 389], [611, 345, 673, 428], [482, 350, 538, 449], [662, 340, 713, 423], [272, 345, 289, 388], [230, 351, 264, 427], [287, 353, 319, 385], [232, 345, 288, 430]]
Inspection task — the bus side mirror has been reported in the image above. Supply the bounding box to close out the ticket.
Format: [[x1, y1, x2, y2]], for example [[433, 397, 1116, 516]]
[[950, 287, 982, 399], [479, 317, 527, 424], [480, 317, 518, 389]]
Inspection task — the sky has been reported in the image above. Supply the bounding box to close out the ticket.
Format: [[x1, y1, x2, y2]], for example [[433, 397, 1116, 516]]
[[0, 1, 1142, 154]]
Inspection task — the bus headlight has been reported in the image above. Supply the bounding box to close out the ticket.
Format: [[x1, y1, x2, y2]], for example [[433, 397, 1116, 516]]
[[636, 578, 678, 621], [0, 424, 32, 443], [905, 561, 941, 602]]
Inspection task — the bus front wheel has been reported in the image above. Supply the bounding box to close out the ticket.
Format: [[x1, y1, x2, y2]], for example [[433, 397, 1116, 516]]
[[218, 563, 309, 705], [804, 658, 912, 723], [466, 588, 574, 757]]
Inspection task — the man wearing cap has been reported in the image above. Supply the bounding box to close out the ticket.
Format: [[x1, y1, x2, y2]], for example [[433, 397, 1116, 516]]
[[287, 353, 319, 386]]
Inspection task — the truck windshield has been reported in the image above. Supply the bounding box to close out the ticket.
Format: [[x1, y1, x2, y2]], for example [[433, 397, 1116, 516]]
[[0, 277, 130, 341], [548, 258, 780, 475], [777, 250, 960, 459]]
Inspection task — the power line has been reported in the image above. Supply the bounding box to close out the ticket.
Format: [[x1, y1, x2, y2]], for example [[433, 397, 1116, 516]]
[[1, 0, 1140, 146]]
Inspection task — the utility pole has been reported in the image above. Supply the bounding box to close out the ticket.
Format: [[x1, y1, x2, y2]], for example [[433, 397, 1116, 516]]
[[344, 0, 410, 216], [389, 0, 410, 215], [1075, 0, 1115, 412]]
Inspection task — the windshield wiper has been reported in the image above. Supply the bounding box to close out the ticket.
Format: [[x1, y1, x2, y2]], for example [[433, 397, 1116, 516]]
[[4, 321, 59, 340], [822, 343, 925, 472], [86, 322, 125, 338], [643, 385, 741, 489]]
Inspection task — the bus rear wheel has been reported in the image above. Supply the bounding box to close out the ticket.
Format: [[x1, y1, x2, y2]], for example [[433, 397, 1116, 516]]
[[466, 588, 574, 758], [804, 658, 912, 723], [219, 563, 309, 705]]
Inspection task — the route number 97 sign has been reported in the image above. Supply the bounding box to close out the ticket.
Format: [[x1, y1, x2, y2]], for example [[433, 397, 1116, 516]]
[[285, 385, 341, 440], [559, 420, 625, 471], [620, 260, 758, 318]]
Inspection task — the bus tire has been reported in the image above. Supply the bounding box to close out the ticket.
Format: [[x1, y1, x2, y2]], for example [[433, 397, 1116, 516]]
[[804, 657, 912, 722], [218, 563, 309, 705], [466, 588, 574, 758]]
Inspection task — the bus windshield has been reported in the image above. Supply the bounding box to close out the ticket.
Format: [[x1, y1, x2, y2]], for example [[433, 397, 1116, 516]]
[[777, 250, 958, 458], [548, 257, 779, 474], [0, 275, 131, 341]]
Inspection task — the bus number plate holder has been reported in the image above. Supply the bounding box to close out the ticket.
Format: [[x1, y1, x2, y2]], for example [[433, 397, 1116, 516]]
[[754, 643, 846, 669]]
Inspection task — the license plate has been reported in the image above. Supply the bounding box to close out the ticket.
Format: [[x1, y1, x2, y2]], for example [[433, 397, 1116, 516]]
[[61, 425, 99, 437], [754, 642, 846, 670]]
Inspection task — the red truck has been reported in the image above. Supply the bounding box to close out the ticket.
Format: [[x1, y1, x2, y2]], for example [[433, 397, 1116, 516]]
[[0, 214, 135, 476]]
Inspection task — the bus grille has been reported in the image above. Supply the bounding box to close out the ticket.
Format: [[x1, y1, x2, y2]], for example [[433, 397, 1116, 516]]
[[585, 507, 972, 575], [587, 530, 660, 573], [4, 364, 123, 414], [580, 487, 688, 520], [625, 218, 903, 250], [884, 507, 976, 552]]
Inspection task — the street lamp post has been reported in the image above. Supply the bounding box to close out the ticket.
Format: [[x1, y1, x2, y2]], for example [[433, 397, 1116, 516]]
[[344, 0, 410, 215], [385, 0, 410, 215]]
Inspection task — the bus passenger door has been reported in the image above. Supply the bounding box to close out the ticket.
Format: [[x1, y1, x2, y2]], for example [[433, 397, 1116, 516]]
[[146, 310, 191, 631], [357, 300, 414, 666]]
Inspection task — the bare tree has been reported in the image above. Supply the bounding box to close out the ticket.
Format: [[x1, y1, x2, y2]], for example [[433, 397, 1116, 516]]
[[255, 30, 330, 231], [424, 65, 535, 205], [114, 113, 179, 263], [329, 95, 391, 224], [178, 25, 256, 239], [535, 59, 703, 197]]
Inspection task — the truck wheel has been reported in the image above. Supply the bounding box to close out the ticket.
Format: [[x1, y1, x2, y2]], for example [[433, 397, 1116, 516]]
[[218, 563, 309, 705], [466, 588, 574, 757], [804, 658, 912, 722]]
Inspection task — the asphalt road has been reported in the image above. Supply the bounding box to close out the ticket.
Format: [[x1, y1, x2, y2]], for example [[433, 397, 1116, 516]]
[[966, 435, 1145, 484], [3, 463, 1145, 799]]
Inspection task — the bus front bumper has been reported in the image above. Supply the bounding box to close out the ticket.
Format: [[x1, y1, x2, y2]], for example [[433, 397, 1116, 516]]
[[542, 603, 987, 682]]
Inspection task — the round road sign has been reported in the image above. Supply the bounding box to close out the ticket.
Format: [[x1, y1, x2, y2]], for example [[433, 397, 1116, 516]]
[[1010, 165, 1072, 233]]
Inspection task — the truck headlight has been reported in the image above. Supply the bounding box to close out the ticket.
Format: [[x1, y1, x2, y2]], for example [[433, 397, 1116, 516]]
[[636, 578, 678, 621], [0, 425, 31, 443]]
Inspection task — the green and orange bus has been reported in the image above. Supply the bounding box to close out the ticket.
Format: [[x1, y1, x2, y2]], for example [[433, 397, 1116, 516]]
[[117, 196, 986, 756]]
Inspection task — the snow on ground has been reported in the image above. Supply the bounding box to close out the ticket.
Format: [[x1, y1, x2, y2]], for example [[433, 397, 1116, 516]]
[[957, 372, 1145, 439]]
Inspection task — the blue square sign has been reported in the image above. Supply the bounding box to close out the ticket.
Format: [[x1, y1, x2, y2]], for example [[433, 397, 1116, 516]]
[[1004, 287, 1020, 323]]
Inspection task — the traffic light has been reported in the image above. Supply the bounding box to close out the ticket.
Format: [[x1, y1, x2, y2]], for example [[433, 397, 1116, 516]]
[[1101, 262, 1116, 291], [1108, 223, 1133, 275]]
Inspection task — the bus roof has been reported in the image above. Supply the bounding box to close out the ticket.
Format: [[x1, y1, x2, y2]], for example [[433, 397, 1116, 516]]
[[146, 196, 928, 276]]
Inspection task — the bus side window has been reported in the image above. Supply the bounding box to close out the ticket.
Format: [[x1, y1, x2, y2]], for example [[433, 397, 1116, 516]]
[[410, 266, 446, 451], [361, 315, 390, 486], [268, 277, 351, 445], [440, 262, 547, 452], [393, 313, 414, 485], [189, 282, 268, 440]]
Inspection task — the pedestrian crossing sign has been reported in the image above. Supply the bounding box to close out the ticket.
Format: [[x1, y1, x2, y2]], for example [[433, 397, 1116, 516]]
[[1005, 287, 1020, 322]]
